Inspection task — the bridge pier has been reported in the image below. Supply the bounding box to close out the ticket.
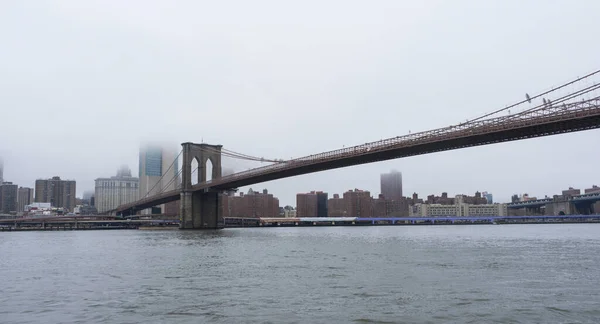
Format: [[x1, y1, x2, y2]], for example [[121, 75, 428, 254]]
[[179, 142, 224, 230], [180, 191, 224, 229]]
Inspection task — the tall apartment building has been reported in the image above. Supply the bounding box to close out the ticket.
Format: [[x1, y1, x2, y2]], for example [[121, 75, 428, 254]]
[[223, 188, 279, 218], [95, 166, 140, 213], [17, 187, 34, 213], [0, 182, 18, 214], [35, 176, 76, 211], [296, 191, 328, 217], [327, 194, 345, 217], [373, 194, 409, 217], [380, 170, 403, 201], [139, 144, 179, 214], [344, 189, 372, 217]]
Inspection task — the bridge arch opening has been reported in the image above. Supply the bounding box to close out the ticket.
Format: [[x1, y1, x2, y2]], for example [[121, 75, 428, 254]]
[[205, 158, 214, 182], [191, 157, 200, 185]]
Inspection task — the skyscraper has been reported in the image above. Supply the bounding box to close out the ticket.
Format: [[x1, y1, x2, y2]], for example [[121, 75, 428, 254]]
[[380, 170, 403, 201], [139, 144, 179, 214]]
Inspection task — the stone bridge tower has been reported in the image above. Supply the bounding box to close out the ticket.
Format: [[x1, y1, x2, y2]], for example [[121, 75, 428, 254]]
[[180, 142, 224, 229]]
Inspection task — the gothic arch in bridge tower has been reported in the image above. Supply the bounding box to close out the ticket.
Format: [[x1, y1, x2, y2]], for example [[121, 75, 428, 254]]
[[180, 142, 223, 190]]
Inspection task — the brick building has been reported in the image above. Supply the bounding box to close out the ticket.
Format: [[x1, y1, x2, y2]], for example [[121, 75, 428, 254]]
[[373, 194, 409, 217], [35, 176, 76, 211], [224, 188, 279, 218], [344, 189, 372, 217], [296, 191, 328, 217], [327, 194, 345, 217]]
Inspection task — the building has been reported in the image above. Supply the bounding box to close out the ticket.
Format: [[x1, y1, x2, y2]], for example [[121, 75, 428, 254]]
[[373, 194, 409, 217], [316, 191, 328, 217], [139, 144, 179, 214], [284, 208, 297, 218], [0, 157, 3, 184], [327, 194, 346, 217], [344, 189, 372, 217], [585, 185, 600, 194], [296, 191, 328, 217], [81, 190, 95, 205], [562, 187, 581, 197], [296, 192, 317, 217], [17, 187, 34, 213], [482, 191, 493, 204], [0, 182, 18, 214], [424, 192, 487, 205], [34, 176, 76, 211], [380, 170, 403, 201], [224, 188, 279, 218], [409, 195, 507, 217], [94, 166, 140, 213], [426, 192, 454, 205]]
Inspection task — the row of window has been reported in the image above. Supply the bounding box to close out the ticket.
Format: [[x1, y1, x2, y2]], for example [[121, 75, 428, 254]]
[[96, 182, 139, 188]]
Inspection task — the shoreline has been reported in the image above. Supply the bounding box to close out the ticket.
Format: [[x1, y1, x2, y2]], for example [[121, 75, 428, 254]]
[[2, 220, 600, 232]]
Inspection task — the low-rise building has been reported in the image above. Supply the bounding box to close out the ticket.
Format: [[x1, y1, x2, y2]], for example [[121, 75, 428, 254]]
[[410, 195, 507, 217]]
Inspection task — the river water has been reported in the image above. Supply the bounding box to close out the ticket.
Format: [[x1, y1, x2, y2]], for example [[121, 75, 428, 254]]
[[1, 224, 600, 323]]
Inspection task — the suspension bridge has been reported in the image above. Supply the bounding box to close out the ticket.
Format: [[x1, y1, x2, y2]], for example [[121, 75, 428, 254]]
[[110, 70, 600, 229]]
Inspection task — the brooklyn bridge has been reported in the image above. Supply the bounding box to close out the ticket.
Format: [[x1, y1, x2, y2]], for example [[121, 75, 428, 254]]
[[110, 70, 600, 229]]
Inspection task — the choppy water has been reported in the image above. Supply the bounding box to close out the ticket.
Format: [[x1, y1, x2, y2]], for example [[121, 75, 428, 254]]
[[1, 224, 600, 323]]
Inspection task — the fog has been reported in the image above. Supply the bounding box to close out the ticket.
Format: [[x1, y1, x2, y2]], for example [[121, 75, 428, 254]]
[[1, 0, 599, 206]]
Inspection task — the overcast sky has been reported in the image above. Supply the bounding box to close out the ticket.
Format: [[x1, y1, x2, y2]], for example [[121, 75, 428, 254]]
[[1, 0, 599, 206]]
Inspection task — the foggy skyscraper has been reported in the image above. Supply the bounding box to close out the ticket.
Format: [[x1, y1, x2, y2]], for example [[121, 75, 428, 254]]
[[380, 170, 403, 201], [138, 144, 179, 214], [0, 157, 3, 184]]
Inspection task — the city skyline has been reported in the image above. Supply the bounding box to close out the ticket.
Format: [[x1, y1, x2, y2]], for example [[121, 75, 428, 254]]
[[1, 1, 599, 207], [3, 151, 600, 208]]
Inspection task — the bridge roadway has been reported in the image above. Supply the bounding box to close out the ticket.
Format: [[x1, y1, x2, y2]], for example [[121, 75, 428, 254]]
[[115, 97, 600, 215]]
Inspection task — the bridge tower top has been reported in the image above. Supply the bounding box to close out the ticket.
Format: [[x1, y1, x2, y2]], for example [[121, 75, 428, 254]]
[[181, 142, 223, 191]]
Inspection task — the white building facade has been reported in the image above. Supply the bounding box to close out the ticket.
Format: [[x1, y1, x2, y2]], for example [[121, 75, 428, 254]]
[[409, 195, 507, 217], [95, 166, 139, 213]]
